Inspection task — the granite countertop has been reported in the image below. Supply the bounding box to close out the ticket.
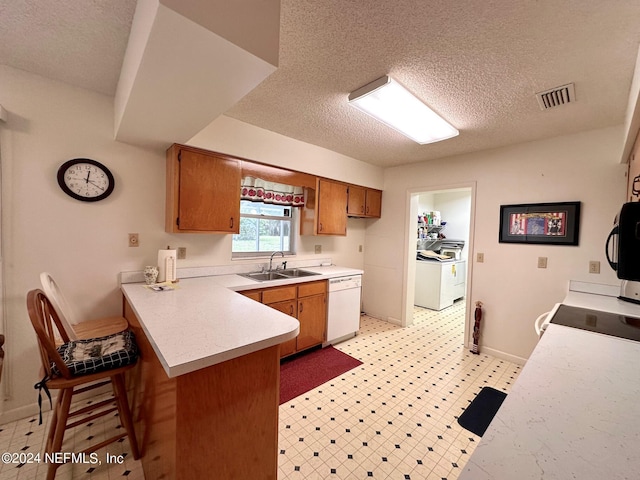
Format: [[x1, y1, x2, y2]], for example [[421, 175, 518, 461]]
[[121, 266, 363, 378], [458, 285, 640, 479]]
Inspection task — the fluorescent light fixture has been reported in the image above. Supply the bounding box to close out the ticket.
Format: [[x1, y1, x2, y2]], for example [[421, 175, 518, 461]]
[[348, 75, 458, 144]]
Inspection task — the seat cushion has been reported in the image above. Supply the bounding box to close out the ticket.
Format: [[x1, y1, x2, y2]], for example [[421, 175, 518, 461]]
[[52, 330, 138, 377]]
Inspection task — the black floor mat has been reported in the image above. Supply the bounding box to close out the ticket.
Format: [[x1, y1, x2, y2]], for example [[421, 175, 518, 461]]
[[457, 387, 507, 437]]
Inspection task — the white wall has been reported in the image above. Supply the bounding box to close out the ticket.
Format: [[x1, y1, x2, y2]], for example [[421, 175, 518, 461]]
[[364, 126, 627, 363], [0, 66, 381, 422]]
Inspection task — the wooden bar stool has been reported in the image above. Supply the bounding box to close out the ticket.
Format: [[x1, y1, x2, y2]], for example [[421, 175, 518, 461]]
[[40, 272, 128, 340], [26, 289, 140, 480]]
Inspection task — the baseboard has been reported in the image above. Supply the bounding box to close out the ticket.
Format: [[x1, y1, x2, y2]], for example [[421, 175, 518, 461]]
[[386, 316, 402, 326], [468, 344, 527, 366], [0, 383, 112, 425]]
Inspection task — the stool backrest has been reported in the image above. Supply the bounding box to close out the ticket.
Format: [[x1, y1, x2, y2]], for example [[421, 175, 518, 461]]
[[26, 289, 73, 379], [39, 272, 78, 341]]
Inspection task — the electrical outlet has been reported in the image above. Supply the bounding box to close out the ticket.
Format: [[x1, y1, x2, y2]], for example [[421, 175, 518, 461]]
[[476, 252, 484, 263], [128, 233, 139, 247], [537, 257, 548, 269], [315, 245, 322, 254], [358, 245, 363, 253], [177, 247, 187, 260], [589, 260, 600, 274]]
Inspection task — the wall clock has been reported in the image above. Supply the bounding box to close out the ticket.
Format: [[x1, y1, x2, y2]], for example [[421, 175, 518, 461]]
[[57, 158, 115, 202]]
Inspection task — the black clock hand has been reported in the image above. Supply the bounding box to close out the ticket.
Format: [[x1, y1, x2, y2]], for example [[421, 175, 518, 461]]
[[85, 170, 91, 183], [87, 179, 105, 191]]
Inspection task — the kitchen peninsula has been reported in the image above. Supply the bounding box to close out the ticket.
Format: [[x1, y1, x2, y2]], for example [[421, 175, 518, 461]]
[[120, 265, 362, 479]]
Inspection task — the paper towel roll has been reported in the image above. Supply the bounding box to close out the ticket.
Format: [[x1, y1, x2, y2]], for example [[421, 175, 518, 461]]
[[157, 248, 177, 282]]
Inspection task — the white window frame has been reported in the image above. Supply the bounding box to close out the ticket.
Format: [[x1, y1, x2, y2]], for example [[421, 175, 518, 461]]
[[232, 201, 297, 258]]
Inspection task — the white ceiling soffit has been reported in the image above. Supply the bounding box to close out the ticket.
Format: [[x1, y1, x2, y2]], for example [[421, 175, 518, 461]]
[[114, 0, 280, 149], [622, 45, 640, 163]]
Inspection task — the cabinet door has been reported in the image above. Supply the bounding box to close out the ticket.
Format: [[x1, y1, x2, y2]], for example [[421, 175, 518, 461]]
[[365, 189, 382, 218], [296, 294, 326, 351], [177, 149, 241, 232], [267, 300, 298, 357], [347, 185, 366, 216], [317, 179, 348, 235]]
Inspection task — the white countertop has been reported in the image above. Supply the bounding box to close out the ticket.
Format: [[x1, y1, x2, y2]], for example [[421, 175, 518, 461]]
[[121, 266, 363, 378], [459, 285, 640, 480], [459, 323, 640, 480]]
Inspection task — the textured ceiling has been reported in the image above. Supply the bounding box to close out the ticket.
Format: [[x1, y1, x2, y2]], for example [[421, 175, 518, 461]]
[[2, 0, 640, 167], [0, 0, 136, 95]]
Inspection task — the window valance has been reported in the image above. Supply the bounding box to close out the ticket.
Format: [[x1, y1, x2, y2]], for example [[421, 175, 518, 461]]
[[241, 176, 305, 207]]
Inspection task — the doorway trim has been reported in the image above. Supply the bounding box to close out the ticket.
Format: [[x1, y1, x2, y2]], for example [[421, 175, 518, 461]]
[[400, 181, 477, 346]]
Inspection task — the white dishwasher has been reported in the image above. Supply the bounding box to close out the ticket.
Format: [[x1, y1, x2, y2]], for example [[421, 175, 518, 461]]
[[326, 275, 362, 344]]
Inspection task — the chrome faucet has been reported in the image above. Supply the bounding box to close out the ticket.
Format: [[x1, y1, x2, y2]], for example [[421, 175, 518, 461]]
[[269, 251, 285, 271]]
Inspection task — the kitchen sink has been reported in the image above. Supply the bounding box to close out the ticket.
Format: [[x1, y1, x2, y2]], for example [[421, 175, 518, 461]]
[[240, 268, 319, 282], [278, 269, 319, 278], [240, 272, 288, 281]]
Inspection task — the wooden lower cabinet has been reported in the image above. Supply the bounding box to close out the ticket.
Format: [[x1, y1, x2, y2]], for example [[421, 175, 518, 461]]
[[267, 299, 298, 356], [241, 280, 327, 358], [297, 294, 326, 351]]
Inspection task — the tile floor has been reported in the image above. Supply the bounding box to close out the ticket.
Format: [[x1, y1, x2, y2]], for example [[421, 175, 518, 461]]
[[0, 301, 521, 479]]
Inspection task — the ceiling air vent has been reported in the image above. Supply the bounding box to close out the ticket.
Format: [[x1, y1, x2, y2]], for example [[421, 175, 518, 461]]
[[535, 83, 576, 110]]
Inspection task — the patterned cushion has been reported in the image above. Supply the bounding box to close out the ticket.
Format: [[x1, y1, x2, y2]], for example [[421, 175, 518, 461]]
[[52, 330, 138, 376]]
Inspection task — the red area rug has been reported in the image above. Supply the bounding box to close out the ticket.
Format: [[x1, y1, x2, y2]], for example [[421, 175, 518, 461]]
[[280, 346, 363, 404]]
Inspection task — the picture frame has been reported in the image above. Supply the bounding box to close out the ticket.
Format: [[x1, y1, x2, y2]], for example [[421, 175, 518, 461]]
[[498, 201, 581, 245]]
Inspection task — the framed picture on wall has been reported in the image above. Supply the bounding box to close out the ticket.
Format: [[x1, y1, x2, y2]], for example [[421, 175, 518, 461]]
[[498, 201, 581, 245]]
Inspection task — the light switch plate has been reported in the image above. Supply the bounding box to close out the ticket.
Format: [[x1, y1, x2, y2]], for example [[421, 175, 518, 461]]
[[537, 257, 547, 268], [476, 252, 484, 263]]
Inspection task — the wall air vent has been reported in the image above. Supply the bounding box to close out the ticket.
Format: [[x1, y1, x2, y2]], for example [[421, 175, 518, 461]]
[[535, 83, 576, 110]]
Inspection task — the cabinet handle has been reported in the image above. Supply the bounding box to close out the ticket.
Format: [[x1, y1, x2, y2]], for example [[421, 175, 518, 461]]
[[366, 206, 369, 214], [230, 217, 234, 229], [319, 223, 323, 232], [290, 305, 294, 315], [299, 302, 303, 313], [361, 205, 364, 213]]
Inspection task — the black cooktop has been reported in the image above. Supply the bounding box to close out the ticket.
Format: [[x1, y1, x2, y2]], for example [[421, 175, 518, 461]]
[[550, 304, 640, 342]]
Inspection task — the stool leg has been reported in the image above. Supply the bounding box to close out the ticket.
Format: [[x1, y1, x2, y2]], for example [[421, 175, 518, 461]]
[[45, 391, 63, 453], [47, 388, 72, 480], [112, 373, 140, 459]]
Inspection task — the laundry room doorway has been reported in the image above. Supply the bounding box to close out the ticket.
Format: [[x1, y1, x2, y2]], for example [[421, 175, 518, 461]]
[[402, 183, 476, 346]]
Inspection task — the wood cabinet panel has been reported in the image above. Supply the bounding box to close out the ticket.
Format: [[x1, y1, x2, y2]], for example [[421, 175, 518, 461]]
[[166, 144, 241, 233], [168, 143, 382, 236], [262, 286, 297, 304], [298, 280, 326, 298], [317, 179, 348, 235], [267, 300, 297, 357], [347, 185, 382, 218], [297, 294, 326, 351], [347, 185, 366, 216], [240, 280, 327, 358], [365, 189, 382, 217]]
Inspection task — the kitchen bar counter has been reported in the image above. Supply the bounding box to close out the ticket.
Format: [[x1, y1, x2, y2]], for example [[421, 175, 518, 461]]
[[121, 265, 362, 377], [120, 265, 362, 480], [459, 284, 640, 480]]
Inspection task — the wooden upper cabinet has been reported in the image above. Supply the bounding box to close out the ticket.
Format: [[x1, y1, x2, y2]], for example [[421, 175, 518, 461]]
[[166, 144, 241, 233], [347, 185, 382, 218], [364, 188, 382, 217], [347, 185, 366, 216], [317, 179, 348, 235]]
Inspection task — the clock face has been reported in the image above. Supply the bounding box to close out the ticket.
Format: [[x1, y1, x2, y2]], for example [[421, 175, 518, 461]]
[[57, 159, 115, 202]]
